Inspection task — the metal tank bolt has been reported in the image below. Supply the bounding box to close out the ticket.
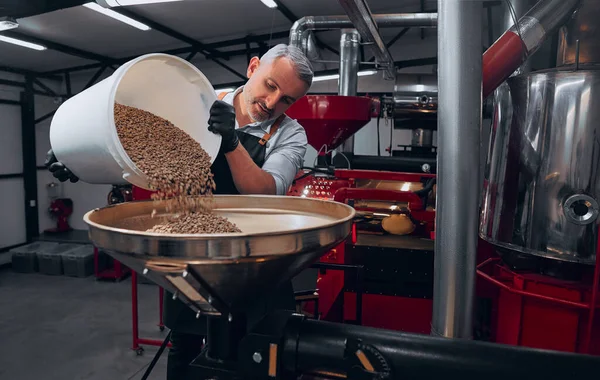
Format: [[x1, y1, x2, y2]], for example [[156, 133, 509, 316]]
[[253, 352, 263, 363]]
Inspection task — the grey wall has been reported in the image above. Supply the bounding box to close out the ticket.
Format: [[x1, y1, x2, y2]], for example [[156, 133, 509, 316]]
[[38, 70, 114, 232], [0, 73, 26, 249]]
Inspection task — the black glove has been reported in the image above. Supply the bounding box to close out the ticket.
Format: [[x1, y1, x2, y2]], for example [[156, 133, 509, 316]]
[[207, 100, 239, 154], [45, 149, 79, 183]]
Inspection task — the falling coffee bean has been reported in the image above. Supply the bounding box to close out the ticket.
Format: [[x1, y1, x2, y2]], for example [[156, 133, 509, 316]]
[[114, 103, 242, 234]]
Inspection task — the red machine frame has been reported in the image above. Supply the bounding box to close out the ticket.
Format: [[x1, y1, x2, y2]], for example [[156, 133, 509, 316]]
[[475, 244, 600, 355], [296, 168, 600, 355], [130, 271, 170, 355], [128, 186, 170, 354], [292, 169, 436, 333]]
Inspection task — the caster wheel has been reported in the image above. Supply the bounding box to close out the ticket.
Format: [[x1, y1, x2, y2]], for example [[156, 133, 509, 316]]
[[159, 325, 165, 332], [136, 347, 144, 356]]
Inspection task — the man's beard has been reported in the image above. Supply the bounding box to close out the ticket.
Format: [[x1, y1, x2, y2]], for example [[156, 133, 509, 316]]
[[247, 98, 273, 122]]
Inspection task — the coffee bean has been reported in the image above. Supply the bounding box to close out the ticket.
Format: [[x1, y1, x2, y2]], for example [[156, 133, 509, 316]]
[[114, 103, 241, 234]]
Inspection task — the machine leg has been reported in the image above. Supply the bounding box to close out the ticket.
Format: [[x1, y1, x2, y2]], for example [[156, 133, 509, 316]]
[[158, 287, 165, 331], [131, 271, 143, 355], [583, 231, 600, 353], [93, 246, 99, 278]]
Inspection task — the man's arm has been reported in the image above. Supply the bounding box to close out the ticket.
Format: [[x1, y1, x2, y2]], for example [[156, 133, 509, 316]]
[[225, 144, 277, 195], [225, 127, 307, 195], [206, 100, 306, 195]]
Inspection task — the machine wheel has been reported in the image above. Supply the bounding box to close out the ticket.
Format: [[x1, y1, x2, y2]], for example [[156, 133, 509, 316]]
[[135, 347, 144, 356], [159, 325, 165, 332]]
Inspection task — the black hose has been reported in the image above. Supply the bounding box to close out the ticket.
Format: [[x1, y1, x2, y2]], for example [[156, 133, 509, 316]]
[[140, 330, 172, 380]]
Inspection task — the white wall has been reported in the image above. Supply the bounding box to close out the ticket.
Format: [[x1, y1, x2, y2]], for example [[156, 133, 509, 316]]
[[0, 73, 27, 249], [37, 70, 114, 231], [0, 75, 27, 249], [0, 69, 113, 246]]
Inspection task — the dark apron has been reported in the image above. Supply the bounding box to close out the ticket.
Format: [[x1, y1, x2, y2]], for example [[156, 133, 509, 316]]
[[163, 116, 295, 337]]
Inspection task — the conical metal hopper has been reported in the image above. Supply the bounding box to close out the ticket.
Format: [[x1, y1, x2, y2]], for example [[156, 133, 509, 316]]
[[285, 95, 378, 151], [84, 195, 355, 316]]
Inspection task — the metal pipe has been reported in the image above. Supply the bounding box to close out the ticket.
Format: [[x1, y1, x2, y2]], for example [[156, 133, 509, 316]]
[[338, 29, 360, 96], [432, 0, 482, 339], [337, 0, 395, 80], [502, 0, 535, 75], [482, 0, 580, 98], [337, 29, 360, 154], [289, 13, 437, 63]]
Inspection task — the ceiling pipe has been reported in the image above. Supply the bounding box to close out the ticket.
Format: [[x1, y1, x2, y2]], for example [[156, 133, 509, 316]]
[[338, 0, 396, 80], [337, 29, 361, 155], [289, 13, 437, 71], [482, 0, 581, 98], [501, 0, 536, 75]]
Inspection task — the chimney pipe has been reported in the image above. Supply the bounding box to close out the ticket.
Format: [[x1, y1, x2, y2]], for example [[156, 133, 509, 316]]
[[483, 0, 581, 98]]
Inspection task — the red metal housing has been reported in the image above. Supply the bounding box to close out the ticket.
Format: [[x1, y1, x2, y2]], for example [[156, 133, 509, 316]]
[[285, 95, 379, 151]]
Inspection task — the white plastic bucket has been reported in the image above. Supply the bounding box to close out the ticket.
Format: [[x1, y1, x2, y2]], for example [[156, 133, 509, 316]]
[[49, 53, 221, 189]]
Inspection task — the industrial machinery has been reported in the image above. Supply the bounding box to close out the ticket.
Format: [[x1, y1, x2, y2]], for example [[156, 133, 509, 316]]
[[285, 0, 600, 355], [81, 0, 600, 374], [479, 0, 600, 355], [44, 182, 73, 233], [84, 195, 600, 380], [283, 2, 443, 332]]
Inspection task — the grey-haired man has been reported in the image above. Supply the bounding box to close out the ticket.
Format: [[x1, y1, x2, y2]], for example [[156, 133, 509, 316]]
[[44, 43, 314, 379], [164, 44, 314, 379]]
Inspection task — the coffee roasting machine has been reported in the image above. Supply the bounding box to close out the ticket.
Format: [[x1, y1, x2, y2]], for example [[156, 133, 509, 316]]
[[86, 0, 600, 378]]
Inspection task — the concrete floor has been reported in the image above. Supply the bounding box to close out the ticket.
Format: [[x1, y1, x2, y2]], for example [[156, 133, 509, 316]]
[[0, 265, 317, 380], [0, 267, 169, 380]]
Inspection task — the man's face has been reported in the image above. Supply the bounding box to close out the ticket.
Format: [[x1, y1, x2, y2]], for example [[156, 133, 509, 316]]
[[243, 56, 310, 122]]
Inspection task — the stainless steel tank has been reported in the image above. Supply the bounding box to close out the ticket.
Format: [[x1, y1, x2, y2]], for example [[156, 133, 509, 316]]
[[480, 68, 600, 265], [394, 73, 438, 116], [480, 0, 600, 266]]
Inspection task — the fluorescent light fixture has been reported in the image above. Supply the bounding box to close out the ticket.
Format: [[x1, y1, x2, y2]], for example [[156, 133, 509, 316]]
[[83, 3, 151, 31], [312, 70, 378, 82], [260, 0, 278, 8], [0, 17, 19, 32], [97, 0, 183, 6], [214, 87, 235, 93], [0, 35, 46, 51], [312, 74, 339, 83], [357, 70, 377, 76]]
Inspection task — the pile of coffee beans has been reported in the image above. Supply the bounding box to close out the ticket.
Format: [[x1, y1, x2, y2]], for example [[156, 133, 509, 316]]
[[147, 213, 241, 234], [114, 103, 241, 234]]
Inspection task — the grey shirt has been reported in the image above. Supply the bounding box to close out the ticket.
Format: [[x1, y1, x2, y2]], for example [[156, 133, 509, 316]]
[[221, 87, 307, 195]]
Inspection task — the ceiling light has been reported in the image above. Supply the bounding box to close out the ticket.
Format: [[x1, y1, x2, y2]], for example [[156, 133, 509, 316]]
[[83, 3, 151, 31], [214, 87, 236, 93], [0, 35, 46, 51], [312, 74, 340, 83], [357, 70, 378, 76], [260, 0, 278, 8], [312, 70, 378, 82], [0, 17, 19, 32], [96, 0, 183, 6]]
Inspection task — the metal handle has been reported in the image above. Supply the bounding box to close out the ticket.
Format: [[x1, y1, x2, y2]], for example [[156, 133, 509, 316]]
[[333, 187, 424, 210]]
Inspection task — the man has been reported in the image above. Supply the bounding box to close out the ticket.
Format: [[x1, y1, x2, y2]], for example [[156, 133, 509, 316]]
[[46, 44, 314, 379]]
